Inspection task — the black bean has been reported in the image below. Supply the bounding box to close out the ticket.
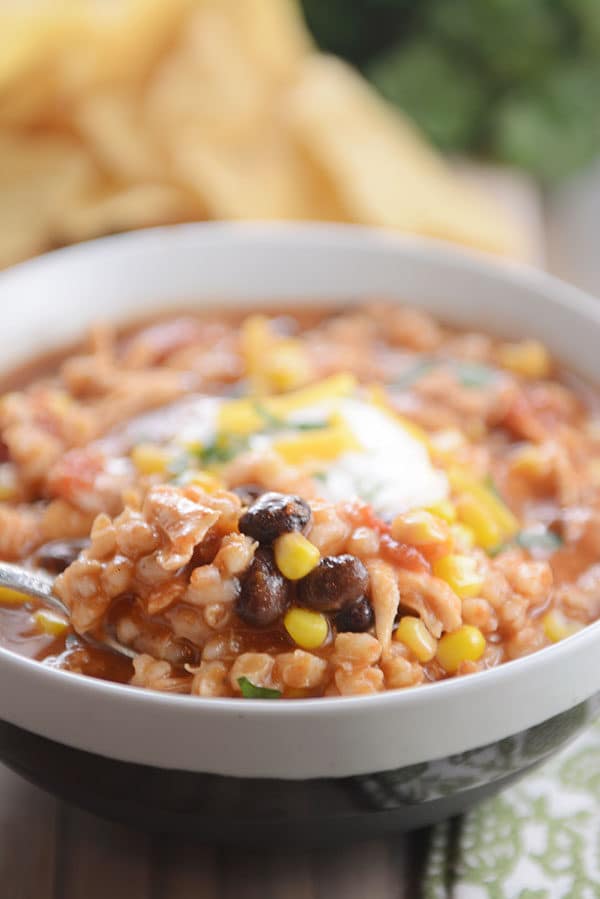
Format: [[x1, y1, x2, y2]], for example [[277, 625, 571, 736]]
[[297, 554, 369, 612], [35, 538, 90, 574], [548, 516, 566, 539], [159, 637, 201, 669], [238, 492, 311, 544], [335, 597, 374, 633], [236, 548, 291, 628], [232, 483, 265, 506], [189, 528, 221, 567]]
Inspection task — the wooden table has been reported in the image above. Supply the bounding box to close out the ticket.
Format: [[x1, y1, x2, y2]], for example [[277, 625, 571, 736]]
[[2, 166, 599, 899], [1, 760, 428, 899]]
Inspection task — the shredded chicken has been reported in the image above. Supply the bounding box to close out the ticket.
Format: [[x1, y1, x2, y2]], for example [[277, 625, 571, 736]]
[[396, 568, 462, 638]]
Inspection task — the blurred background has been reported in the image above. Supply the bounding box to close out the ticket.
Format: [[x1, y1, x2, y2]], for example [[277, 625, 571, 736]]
[[1, 0, 599, 291]]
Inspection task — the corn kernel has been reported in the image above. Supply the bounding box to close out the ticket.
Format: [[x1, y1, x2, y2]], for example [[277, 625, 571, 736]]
[[498, 339, 551, 379], [274, 532, 320, 580], [465, 419, 486, 442], [273, 419, 361, 465], [240, 314, 274, 378], [509, 445, 551, 479], [391, 510, 449, 547], [0, 464, 17, 501], [449, 523, 476, 551], [240, 314, 314, 393], [394, 616, 437, 662], [218, 399, 264, 436], [427, 500, 457, 524], [47, 390, 74, 416], [0, 586, 30, 605], [269, 373, 357, 416], [262, 340, 313, 393], [131, 443, 171, 475], [284, 607, 328, 650], [218, 373, 358, 437], [449, 467, 519, 542], [365, 383, 391, 412], [455, 494, 504, 551], [34, 609, 68, 637], [183, 470, 223, 493], [429, 428, 467, 461], [437, 625, 486, 673], [433, 554, 483, 599], [542, 609, 582, 643]]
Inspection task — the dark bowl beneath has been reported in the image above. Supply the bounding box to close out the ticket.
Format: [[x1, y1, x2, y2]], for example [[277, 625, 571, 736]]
[[1, 696, 597, 846]]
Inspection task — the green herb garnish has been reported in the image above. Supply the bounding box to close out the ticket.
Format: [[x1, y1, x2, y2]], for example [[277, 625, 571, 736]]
[[253, 402, 327, 433], [516, 528, 563, 552], [484, 474, 502, 499], [238, 677, 282, 699], [253, 402, 286, 430], [192, 434, 251, 466], [295, 420, 329, 431], [167, 452, 192, 478], [490, 526, 563, 557], [488, 542, 508, 558], [454, 362, 496, 389], [393, 358, 436, 390]]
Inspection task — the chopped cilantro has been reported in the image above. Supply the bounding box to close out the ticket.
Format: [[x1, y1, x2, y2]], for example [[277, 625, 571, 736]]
[[393, 358, 496, 391], [454, 361, 496, 388], [516, 528, 563, 552], [484, 474, 502, 499], [167, 452, 191, 477], [490, 526, 563, 557], [238, 677, 282, 699], [193, 435, 251, 466], [253, 402, 327, 433], [295, 420, 329, 431], [488, 542, 508, 557], [253, 402, 285, 430], [392, 358, 436, 390]]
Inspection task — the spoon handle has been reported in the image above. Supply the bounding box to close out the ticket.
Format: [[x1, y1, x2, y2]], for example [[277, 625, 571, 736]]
[[0, 562, 137, 661], [0, 561, 70, 616]]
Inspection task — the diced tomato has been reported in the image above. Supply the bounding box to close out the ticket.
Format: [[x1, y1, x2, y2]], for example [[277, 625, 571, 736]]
[[341, 500, 391, 535], [379, 534, 430, 572], [500, 393, 546, 443], [122, 318, 204, 365], [48, 448, 105, 497]]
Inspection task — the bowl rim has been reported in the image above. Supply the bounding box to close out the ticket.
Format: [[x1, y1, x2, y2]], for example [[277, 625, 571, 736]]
[[2, 602, 600, 714], [3, 218, 595, 312], [1, 221, 600, 777]]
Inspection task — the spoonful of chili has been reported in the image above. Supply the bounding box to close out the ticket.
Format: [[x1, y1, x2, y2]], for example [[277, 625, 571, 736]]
[[0, 559, 135, 659]]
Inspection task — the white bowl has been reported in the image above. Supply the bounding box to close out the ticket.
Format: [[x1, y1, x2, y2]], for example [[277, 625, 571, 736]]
[[0, 223, 599, 840]]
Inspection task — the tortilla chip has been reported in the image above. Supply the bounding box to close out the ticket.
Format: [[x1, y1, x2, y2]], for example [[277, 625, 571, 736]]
[[285, 55, 524, 258], [0, 131, 97, 267], [59, 182, 204, 244]]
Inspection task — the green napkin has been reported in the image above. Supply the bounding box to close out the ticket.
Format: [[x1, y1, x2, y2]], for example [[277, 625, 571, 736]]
[[423, 719, 600, 899]]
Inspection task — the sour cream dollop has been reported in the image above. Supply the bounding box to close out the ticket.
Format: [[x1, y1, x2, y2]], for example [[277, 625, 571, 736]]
[[299, 398, 448, 519]]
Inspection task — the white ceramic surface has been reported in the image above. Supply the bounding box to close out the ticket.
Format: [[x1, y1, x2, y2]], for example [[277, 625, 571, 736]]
[[1, 222, 600, 780]]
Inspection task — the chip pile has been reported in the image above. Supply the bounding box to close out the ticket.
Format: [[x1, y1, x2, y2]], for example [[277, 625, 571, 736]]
[[0, 0, 526, 269]]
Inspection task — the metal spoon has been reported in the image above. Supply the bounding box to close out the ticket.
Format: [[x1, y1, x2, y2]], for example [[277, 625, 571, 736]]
[[0, 560, 135, 659]]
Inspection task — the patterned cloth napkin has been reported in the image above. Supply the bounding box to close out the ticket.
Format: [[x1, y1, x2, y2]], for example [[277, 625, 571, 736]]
[[423, 719, 600, 898]]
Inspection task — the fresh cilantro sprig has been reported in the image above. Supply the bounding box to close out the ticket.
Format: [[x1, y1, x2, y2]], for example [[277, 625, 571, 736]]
[[238, 677, 282, 699]]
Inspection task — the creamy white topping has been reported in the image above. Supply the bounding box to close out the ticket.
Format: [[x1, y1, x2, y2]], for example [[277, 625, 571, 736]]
[[310, 399, 447, 518], [109, 391, 448, 520]]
